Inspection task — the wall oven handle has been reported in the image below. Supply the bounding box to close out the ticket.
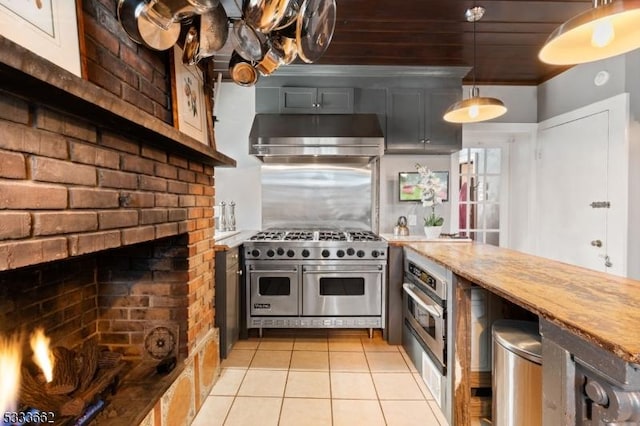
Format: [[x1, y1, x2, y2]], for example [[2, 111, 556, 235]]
[[403, 283, 443, 319]]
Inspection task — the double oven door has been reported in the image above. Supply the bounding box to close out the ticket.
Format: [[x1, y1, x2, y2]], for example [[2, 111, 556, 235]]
[[247, 261, 384, 318], [302, 263, 383, 316]]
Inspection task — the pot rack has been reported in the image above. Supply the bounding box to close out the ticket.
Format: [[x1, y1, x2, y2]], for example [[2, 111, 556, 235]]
[[117, 0, 337, 87]]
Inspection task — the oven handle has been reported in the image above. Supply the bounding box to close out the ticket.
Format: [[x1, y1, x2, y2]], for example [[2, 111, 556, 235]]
[[403, 283, 443, 319], [249, 267, 299, 273], [302, 265, 384, 273]]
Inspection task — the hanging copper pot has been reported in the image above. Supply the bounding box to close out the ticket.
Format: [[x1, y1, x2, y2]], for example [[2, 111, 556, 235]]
[[230, 19, 267, 62], [229, 51, 260, 87], [117, 0, 180, 51], [295, 0, 336, 63], [196, 2, 229, 60], [242, 0, 295, 33]]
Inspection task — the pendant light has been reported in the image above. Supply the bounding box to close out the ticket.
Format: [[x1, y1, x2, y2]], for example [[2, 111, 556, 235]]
[[539, 0, 640, 65], [443, 6, 507, 124]]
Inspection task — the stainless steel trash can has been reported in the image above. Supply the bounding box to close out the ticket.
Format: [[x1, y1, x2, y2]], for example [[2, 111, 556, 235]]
[[492, 320, 542, 426]]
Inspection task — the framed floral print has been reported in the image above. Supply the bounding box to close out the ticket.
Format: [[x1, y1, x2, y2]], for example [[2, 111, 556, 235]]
[[0, 0, 82, 76], [170, 46, 209, 146]]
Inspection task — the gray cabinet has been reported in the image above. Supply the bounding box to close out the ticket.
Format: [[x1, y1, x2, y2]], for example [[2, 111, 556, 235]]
[[386, 88, 461, 154], [215, 246, 241, 359], [279, 87, 354, 113]]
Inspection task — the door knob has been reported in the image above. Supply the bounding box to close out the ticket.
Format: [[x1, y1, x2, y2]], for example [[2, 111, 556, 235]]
[[590, 240, 602, 247], [236, 270, 243, 276]]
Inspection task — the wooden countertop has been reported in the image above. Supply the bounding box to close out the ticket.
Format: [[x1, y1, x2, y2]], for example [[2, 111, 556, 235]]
[[404, 242, 640, 364]]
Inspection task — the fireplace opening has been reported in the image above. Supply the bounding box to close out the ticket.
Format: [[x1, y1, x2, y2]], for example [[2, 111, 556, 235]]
[[0, 234, 193, 425]]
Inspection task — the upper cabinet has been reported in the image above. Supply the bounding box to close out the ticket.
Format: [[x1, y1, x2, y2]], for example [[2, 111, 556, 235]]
[[386, 88, 462, 154], [279, 87, 354, 114]]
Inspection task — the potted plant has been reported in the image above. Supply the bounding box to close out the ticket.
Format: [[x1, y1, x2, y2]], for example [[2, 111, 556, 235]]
[[416, 163, 445, 239]]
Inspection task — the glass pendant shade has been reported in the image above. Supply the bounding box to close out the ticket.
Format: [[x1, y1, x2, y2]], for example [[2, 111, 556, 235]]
[[443, 87, 507, 123], [539, 0, 640, 65]]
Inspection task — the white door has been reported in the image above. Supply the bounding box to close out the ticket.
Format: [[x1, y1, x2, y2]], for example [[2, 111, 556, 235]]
[[536, 112, 609, 272]]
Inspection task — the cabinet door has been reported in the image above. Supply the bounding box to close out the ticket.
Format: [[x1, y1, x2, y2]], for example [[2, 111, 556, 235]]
[[225, 260, 240, 348], [279, 87, 354, 114], [427, 89, 462, 153], [386, 89, 426, 152], [316, 88, 354, 113], [355, 88, 387, 136], [279, 87, 318, 113]]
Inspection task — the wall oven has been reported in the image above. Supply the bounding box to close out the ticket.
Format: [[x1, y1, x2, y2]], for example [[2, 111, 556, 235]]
[[402, 249, 452, 414], [403, 281, 446, 370]]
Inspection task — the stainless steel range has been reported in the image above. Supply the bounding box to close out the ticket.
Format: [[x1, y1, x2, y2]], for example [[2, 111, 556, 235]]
[[244, 229, 388, 336]]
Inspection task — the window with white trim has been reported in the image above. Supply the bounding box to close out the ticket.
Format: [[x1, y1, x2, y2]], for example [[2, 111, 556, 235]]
[[458, 147, 502, 246]]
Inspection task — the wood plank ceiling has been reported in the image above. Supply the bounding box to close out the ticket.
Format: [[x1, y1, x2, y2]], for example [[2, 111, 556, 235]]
[[217, 0, 593, 85]]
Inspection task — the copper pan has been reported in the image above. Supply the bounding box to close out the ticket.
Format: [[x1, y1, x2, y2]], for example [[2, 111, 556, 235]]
[[242, 0, 294, 33]]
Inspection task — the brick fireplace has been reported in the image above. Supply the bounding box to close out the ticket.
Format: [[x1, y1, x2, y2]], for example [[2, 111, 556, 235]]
[[0, 90, 215, 352], [0, 87, 222, 424], [0, 0, 236, 422]]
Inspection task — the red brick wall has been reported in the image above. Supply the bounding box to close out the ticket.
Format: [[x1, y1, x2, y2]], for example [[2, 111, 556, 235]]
[[82, 0, 173, 124], [97, 235, 191, 358], [0, 256, 98, 350], [0, 90, 215, 356]]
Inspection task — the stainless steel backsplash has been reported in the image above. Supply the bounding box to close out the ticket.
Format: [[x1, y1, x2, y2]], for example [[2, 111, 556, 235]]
[[261, 163, 379, 231]]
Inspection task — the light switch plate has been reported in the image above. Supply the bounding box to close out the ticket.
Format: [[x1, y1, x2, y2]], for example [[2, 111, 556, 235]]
[[408, 214, 417, 226]]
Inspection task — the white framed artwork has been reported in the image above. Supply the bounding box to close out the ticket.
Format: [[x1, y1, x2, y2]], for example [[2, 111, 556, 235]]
[[0, 0, 82, 77], [170, 46, 209, 146]]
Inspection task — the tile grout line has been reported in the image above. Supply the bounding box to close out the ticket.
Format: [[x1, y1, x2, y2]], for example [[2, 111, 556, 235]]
[[222, 350, 254, 426]]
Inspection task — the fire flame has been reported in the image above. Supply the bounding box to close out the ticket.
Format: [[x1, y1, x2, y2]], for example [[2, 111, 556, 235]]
[[30, 328, 53, 383], [0, 333, 22, 417]]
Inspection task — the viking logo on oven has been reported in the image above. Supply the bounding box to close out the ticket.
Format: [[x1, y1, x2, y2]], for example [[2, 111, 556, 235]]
[[254, 303, 271, 309]]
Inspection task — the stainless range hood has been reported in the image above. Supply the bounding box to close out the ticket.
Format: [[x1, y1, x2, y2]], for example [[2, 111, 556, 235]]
[[249, 114, 384, 163]]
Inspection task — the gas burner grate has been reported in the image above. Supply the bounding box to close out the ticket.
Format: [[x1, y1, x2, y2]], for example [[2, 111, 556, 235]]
[[348, 231, 380, 242], [318, 231, 347, 241], [284, 231, 314, 241], [250, 231, 286, 241]]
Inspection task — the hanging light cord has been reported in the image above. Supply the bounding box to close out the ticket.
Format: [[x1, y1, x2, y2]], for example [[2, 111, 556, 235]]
[[472, 10, 477, 91]]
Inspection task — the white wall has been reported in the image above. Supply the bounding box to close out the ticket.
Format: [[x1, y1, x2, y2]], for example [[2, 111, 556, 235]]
[[537, 55, 626, 121], [379, 155, 453, 235], [214, 83, 262, 230]]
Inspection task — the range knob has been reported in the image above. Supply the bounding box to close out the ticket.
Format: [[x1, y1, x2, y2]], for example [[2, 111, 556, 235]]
[[346, 248, 355, 256], [277, 247, 284, 256], [251, 249, 261, 258], [337, 250, 345, 258], [286, 249, 295, 258], [356, 250, 365, 258], [321, 249, 331, 258], [266, 249, 275, 257], [301, 249, 310, 258], [371, 250, 380, 258]]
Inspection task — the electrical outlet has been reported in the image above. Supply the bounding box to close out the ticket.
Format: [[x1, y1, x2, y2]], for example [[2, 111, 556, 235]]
[[408, 215, 417, 226]]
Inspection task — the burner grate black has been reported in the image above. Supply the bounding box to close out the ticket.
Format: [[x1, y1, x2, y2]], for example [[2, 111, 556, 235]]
[[317, 231, 347, 241], [250, 231, 286, 241], [348, 231, 380, 242], [284, 231, 314, 241]]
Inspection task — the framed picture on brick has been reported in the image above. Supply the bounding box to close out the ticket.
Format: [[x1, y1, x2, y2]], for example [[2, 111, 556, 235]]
[[0, 0, 82, 77], [170, 46, 210, 146]]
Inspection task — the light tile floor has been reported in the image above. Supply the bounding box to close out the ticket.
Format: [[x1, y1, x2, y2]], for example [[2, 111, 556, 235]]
[[191, 329, 447, 426]]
